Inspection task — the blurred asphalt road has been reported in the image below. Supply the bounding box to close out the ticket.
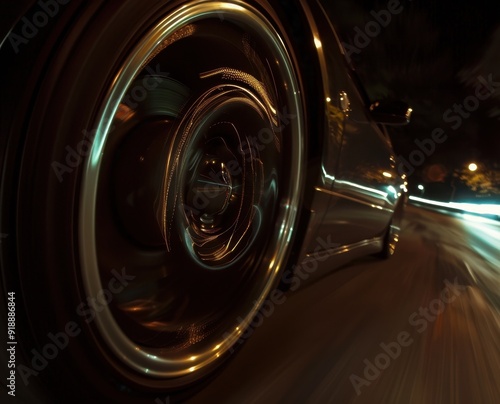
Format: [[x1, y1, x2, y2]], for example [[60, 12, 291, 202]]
[[189, 205, 500, 404]]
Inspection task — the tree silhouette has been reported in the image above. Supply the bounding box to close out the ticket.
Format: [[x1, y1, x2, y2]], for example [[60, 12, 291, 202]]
[[457, 166, 500, 195]]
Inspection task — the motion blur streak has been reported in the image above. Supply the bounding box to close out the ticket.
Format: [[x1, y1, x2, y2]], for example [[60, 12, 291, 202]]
[[189, 205, 500, 404], [409, 195, 500, 217]]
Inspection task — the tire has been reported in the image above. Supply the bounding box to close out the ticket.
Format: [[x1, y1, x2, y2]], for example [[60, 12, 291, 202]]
[[377, 220, 399, 259], [1, 1, 305, 401], [377, 200, 405, 259]]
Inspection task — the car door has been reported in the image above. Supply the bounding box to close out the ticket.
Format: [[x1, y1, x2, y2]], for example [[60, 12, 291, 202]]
[[316, 69, 399, 247]]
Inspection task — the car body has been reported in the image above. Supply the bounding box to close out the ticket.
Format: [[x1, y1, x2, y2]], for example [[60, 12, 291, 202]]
[[1, 0, 409, 401]]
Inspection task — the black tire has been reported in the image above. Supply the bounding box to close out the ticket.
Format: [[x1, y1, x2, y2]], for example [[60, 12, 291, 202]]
[[377, 200, 405, 259], [1, 1, 306, 401], [377, 220, 398, 259]]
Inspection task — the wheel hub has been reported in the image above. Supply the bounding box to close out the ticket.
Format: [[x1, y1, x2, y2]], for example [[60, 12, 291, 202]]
[[78, 1, 304, 380]]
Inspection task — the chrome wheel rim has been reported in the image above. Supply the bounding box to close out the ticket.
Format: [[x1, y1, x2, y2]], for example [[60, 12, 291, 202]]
[[79, 1, 303, 378]]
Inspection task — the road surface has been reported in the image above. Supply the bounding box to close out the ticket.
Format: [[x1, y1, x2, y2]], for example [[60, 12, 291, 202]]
[[188, 205, 500, 404]]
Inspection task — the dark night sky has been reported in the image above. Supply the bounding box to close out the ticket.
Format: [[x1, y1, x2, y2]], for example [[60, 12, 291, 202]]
[[325, 0, 500, 196]]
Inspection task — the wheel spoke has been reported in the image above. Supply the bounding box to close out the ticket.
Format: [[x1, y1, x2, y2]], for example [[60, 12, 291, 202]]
[[79, 1, 303, 378]]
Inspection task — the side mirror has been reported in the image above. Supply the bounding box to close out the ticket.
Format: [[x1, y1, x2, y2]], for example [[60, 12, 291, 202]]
[[370, 100, 412, 126]]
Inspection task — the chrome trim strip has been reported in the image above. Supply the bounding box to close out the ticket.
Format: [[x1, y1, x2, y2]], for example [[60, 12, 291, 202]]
[[305, 236, 382, 258], [314, 186, 393, 213]]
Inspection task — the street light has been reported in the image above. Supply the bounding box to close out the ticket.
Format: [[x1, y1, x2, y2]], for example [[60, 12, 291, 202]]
[[451, 163, 479, 201]]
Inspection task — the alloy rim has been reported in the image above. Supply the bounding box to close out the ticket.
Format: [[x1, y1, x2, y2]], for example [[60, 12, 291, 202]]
[[79, 1, 303, 378]]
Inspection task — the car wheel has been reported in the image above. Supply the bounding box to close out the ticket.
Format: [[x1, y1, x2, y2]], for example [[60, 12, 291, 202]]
[[1, 0, 305, 400], [378, 200, 405, 259], [378, 220, 399, 259]]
